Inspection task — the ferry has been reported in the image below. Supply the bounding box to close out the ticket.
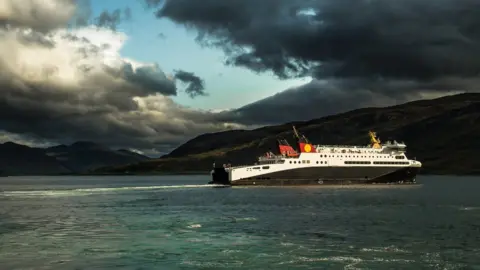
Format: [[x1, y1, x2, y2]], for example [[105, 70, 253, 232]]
[[208, 127, 421, 186]]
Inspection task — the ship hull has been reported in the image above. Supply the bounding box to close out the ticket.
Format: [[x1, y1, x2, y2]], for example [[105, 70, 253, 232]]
[[209, 168, 231, 185], [210, 166, 420, 186]]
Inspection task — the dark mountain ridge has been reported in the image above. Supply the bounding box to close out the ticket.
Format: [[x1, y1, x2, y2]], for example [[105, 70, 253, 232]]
[[0, 141, 150, 175], [96, 93, 480, 175]]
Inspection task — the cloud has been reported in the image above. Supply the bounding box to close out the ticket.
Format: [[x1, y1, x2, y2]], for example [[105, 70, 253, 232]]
[[173, 69, 207, 98], [0, 130, 57, 148], [222, 78, 467, 125], [153, 0, 480, 81], [2, 0, 478, 157], [95, 8, 132, 31], [0, 0, 241, 155], [0, 0, 76, 32], [144, 0, 480, 128]]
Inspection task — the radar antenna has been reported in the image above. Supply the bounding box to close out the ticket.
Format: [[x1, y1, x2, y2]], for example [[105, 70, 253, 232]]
[[292, 125, 310, 144]]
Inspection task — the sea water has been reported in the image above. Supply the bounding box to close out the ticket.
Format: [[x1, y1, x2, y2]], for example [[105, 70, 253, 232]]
[[0, 175, 479, 269]]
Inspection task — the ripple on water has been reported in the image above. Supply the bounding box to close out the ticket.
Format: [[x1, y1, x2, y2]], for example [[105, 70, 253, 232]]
[[360, 245, 409, 253], [459, 206, 480, 211], [1, 176, 480, 269], [0, 184, 220, 198]]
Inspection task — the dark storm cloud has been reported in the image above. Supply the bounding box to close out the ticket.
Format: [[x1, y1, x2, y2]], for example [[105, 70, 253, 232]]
[[0, 0, 243, 156], [152, 0, 480, 82], [0, 25, 238, 154], [119, 63, 177, 96], [220, 79, 463, 125], [142, 0, 480, 127], [173, 70, 207, 98]]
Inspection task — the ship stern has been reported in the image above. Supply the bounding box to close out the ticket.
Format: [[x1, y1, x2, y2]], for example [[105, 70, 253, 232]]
[[208, 167, 231, 185]]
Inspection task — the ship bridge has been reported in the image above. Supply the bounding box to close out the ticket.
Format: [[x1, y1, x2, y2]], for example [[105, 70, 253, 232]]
[[256, 127, 410, 164], [258, 152, 287, 164], [383, 140, 407, 153]]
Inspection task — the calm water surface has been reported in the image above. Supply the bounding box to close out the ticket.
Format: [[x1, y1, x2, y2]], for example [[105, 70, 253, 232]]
[[0, 175, 479, 269]]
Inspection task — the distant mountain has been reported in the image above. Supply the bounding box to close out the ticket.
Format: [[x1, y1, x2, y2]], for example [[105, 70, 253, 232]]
[[117, 149, 152, 160], [0, 142, 70, 175], [45, 142, 152, 173], [95, 93, 480, 175], [0, 141, 150, 175]]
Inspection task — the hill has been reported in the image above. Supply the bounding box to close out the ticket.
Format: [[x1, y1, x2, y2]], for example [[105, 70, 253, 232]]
[[0, 142, 71, 175], [95, 93, 480, 176], [0, 142, 150, 175]]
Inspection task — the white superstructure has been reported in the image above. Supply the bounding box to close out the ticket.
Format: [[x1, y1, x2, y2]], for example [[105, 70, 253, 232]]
[[214, 128, 422, 183]]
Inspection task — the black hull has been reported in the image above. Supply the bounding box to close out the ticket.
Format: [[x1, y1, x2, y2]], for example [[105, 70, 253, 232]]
[[210, 166, 420, 186], [208, 168, 231, 185]]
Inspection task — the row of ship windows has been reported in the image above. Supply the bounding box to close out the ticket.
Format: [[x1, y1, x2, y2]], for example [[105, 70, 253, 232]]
[[286, 160, 410, 165], [319, 155, 405, 159], [262, 160, 285, 164], [290, 160, 312, 164], [254, 160, 410, 170], [251, 166, 270, 170], [345, 161, 410, 165], [260, 156, 406, 165]]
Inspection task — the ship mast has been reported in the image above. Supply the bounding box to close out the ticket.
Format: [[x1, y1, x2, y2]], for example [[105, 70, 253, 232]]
[[369, 131, 382, 149], [292, 126, 310, 144], [292, 125, 300, 140]]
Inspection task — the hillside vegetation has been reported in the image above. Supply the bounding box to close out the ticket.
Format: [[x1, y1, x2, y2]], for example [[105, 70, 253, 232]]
[[95, 93, 480, 175]]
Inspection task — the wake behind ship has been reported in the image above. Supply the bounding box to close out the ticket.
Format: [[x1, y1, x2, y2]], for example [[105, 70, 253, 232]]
[[209, 127, 422, 186]]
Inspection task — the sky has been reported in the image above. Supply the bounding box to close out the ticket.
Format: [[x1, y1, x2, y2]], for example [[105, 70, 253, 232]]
[[90, 0, 312, 110], [0, 0, 479, 156]]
